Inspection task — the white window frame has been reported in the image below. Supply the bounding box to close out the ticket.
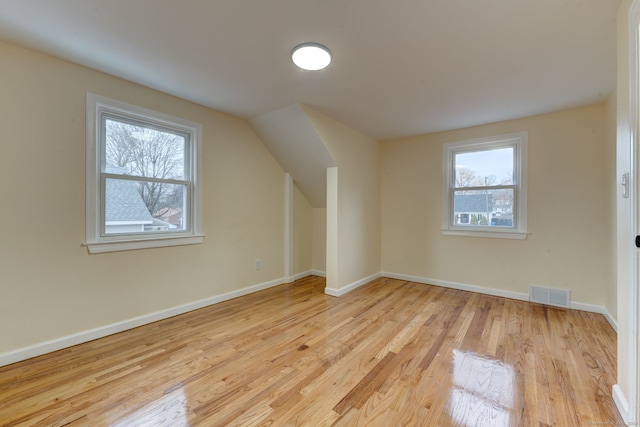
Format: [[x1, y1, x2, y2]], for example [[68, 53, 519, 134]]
[[85, 93, 203, 253], [442, 131, 528, 240]]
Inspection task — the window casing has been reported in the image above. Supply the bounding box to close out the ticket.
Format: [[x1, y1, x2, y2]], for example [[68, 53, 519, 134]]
[[86, 93, 203, 253], [442, 132, 528, 239]]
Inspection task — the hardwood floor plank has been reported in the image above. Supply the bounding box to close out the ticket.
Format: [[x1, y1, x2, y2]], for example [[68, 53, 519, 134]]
[[0, 276, 624, 426]]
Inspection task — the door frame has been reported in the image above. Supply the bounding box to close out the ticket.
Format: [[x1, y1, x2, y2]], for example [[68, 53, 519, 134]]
[[617, 1, 640, 422]]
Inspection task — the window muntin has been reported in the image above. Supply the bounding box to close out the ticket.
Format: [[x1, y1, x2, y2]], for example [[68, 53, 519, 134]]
[[86, 94, 203, 253], [101, 116, 190, 236], [442, 132, 527, 239]]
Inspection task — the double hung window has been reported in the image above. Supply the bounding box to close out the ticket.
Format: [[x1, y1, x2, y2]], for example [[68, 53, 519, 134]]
[[442, 132, 527, 239], [86, 94, 203, 253]]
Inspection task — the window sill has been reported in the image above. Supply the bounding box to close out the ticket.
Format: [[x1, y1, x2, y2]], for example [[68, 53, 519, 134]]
[[441, 229, 528, 240], [85, 235, 204, 254]]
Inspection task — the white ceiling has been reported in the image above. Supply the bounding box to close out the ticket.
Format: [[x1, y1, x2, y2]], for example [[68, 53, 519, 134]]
[[0, 0, 620, 140], [251, 104, 336, 207]]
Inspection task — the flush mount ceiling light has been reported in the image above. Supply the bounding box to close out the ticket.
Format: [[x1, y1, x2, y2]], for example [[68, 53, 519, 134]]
[[291, 42, 332, 71]]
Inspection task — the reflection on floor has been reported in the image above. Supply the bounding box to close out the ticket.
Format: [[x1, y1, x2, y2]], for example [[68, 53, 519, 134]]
[[0, 276, 624, 426], [111, 388, 189, 427], [449, 350, 514, 427]]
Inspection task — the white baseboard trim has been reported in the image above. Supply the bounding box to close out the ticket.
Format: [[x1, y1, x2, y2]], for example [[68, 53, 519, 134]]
[[571, 302, 618, 332], [290, 271, 310, 281], [382, 272, 530, 302], [0, 276, 288, 368], [382, 272, 618, 331], [612, 384, 629, 424], [601, 308, 618, 333], [325, 272, 382, 297], [290, 270, 327, 280], [1, 271, 617, 368]]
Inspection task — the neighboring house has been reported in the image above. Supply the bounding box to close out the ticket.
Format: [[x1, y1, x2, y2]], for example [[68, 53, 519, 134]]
[[156, 208, 183, 228], [105, 167, 176, 234], [105, 178, 154, 234], [454, 193, 514, 227], [453, 193, 494, 225], [148, 217, 176, 232]]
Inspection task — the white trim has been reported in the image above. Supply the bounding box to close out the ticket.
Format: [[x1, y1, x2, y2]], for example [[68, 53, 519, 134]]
[[105, 220, 153, 225], [601, 308, 619, 333], [326, 167, 339, 290], [442, 131, 528, 240], [382, 272, 619, 330], [383, 272, 529, 301], [290, 270, 313, 281], [0, 271, 618, 368], [568, 302, 618, 332], [278, 270, 325, 282], [85, 93, 203, 253], [288, 271, 327, 280], [441, 230, 528, 240], [632, 8, 640, 422], [324, 272, 382, 297], [0, 277, 287, 367], [613, 384, 630, 424], [285, 173, 294, 282], [620, 2, 640, 423], [86, 235, 204, 254]]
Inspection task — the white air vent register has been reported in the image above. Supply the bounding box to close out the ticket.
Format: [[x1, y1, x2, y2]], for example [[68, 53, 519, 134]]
[[529, 285, 571, 308]]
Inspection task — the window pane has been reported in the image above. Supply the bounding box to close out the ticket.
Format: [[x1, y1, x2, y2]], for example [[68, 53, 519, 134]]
[[105, 118, 185, 180], [453, 189, 514, 227], [454, 147, 513, 187], [105, 178, 187, 234]]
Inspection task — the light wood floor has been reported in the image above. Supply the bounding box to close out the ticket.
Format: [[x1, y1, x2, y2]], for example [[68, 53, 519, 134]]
[[0, 276, 623, 426]]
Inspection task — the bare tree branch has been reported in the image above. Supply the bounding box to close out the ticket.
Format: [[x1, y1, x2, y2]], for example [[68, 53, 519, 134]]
[[105, 120, 185, 221]]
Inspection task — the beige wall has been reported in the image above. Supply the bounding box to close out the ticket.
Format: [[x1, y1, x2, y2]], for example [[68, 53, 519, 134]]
[[312, 208, 327, 273], [1, 30, 625, 400], [303, 106, 381, 290], [382, 104, 613, 307], [0, 41, 286, 355], [293, 183, 312, 275]]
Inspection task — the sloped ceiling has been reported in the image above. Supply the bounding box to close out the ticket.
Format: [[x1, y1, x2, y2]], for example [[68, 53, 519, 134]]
[[0, 0, 620, 140], [251, 104, 335, 208], [0, 1, 620, 206]]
